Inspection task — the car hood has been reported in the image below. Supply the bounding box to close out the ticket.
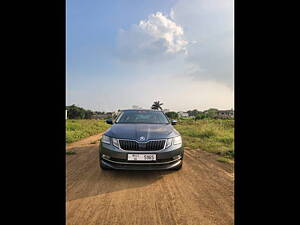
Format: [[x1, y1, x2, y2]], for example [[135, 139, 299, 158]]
[[104, 123, 180, 141]]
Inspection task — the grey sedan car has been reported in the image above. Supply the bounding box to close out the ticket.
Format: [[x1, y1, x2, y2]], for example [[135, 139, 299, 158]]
[[99, 109, 184, 170]]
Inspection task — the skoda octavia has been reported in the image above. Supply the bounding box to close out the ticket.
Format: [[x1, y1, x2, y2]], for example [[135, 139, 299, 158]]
[[99, 109, 184, 170]]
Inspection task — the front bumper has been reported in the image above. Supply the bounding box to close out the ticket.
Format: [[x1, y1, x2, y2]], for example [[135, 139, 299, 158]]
[[99, 142, 184, 170]]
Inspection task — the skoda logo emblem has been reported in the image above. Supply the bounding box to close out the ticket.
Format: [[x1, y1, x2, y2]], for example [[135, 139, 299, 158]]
[[139, 136, 145, 141]]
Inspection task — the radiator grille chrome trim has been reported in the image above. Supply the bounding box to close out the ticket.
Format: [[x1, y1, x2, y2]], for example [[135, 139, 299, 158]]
[[118, 139, 167, 151]]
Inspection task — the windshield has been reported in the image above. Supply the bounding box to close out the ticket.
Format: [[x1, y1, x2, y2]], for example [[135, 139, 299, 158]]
[[116, 111, 169, 124]]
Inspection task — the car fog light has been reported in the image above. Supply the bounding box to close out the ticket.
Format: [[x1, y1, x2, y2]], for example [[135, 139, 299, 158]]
[[102, 154, 111, 159], [173, 155, 181, 160]]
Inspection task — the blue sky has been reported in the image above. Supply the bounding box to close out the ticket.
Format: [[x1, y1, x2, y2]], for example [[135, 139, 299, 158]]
[[67, 0, 234, 112]]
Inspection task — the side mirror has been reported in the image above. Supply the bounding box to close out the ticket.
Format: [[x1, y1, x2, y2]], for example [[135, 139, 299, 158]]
[[171, 120, 177, 125], [106, 118, 113, 124]]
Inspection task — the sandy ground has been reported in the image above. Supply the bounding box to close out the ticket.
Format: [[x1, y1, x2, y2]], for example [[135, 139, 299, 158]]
[[66, 134, 234, 225]]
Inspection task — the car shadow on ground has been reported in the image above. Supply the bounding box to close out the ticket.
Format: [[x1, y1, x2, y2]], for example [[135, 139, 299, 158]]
[[66, 145, 178, 201]]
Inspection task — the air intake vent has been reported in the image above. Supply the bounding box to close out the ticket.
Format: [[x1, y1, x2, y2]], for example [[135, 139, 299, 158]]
[[119, 140, 165, 151]]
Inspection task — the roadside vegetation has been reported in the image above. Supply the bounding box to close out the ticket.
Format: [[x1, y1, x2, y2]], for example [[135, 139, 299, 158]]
[[175, 118, 234, 161], [66, 119, 110, 143], [216, 157, 233, 164]]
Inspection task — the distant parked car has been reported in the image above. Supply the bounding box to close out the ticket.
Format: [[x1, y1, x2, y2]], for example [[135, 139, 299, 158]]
[[99, 109, 183, 170]]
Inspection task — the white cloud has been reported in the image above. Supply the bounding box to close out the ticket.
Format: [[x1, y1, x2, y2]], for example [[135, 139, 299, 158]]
[[116, 1, 233, 87], [103, 0, 233, 111], [139, 12, 188, 53], [117, 12, 188, 62]]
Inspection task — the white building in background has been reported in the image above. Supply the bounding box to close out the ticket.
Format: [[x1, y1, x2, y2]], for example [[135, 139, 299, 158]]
[[216, 109, 234, 119], [178, 111, 189, 118]]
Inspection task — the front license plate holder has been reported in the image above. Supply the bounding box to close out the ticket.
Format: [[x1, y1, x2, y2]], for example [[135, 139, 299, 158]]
[[127, 154, 156, 161]]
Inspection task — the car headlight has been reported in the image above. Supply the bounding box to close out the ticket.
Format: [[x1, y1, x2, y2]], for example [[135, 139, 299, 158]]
[[173, 136, 182, 145], [165, 138, 172, 148], [112, 138, 120, 148], [101, 135, 111, 144]]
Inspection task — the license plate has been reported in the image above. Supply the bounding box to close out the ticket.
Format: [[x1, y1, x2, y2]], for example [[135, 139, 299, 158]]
[[127, 154, 156, 161]]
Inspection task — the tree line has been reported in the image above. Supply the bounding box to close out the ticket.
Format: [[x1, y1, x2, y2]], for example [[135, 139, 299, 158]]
[[67, 101, 231, 120], [66, 105, 110, 119], [150, 101, 223, 120], [165, 109, 220, 120]]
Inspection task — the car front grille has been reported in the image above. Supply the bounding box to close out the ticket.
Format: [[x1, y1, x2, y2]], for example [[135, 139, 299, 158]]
[[119, 139, 166, 151]]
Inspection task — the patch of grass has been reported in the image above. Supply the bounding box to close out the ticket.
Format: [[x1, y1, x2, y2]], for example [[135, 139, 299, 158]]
[[216, 136, 234, 145], [66, 119, 110, 143], [216, 157, 231, 163], [198, 129, 217, 138], [176, 119, 234, 159], [66, 151, 76, 155]]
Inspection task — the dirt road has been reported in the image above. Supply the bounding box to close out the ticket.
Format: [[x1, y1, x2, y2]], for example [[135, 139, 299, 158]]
[[66, 134, 234, 225]]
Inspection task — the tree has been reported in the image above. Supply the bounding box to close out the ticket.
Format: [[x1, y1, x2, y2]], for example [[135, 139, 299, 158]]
[[187, 109, 201, 117], [165, 111, 178, 119], [151, 101, 163, 110], [204, 108, 218, 119], [66, 104, 85, 119], [195, 112, 206, 120], [66, 104, 95, 119], [84, 110, 93, 119]]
